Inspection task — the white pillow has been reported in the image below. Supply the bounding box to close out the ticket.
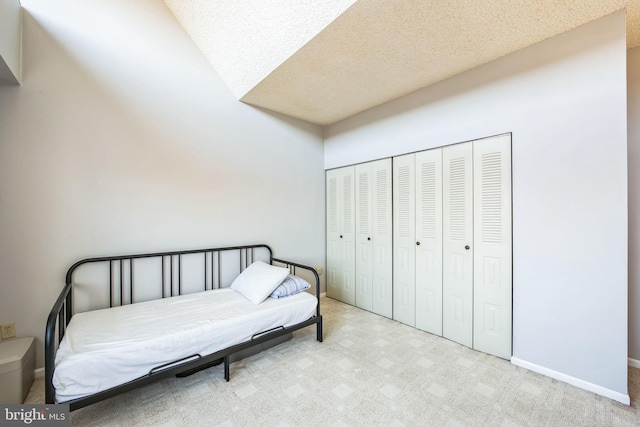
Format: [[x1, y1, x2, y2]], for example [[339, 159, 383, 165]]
[[230, 260, 290, 304]]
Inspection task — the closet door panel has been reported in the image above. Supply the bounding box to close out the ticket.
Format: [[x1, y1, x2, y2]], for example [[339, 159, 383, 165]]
[[326, 169, 341, 300], [442, 142, 473, 348], [415, 149, 443, 335], [371, 159, 393, 318], [340, 167, 356, 305], [473, 134, 512, 359], [393, 154, 416, 326], [326, 167, 355, 304], [355, 163, 373, 311]]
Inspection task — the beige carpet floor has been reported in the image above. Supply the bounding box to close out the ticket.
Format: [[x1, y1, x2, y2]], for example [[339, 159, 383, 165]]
[[26, 297, 640, 426]]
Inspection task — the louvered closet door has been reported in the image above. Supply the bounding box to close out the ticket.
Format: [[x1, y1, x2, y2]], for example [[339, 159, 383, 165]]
[[326, 167, 355, 304], [415, 149, 443, 335], [355, 162, 374, 312], [355, 159, 392, 316], [393, 154, 416, 326], [339, 167, 356, 305], [473, 134, 512, 359], [371, 159, 392, 318], [442, 142, 473, 348], [327, 169, 341, 301]]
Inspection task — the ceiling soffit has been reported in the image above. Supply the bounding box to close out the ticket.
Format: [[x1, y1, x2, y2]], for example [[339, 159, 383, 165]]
[[167, 0, 638, 126]]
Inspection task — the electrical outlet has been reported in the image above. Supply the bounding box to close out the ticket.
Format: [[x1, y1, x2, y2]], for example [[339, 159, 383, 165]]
[[316, 267, 323, 275], [1, 322, 16, 340]]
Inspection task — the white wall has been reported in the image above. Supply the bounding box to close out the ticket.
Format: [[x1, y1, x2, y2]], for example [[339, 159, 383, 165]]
[[325, 12, 628, 402], [0, 0, 21, 84], [0, 0, 325, 367], [629, 46, 640, 364]]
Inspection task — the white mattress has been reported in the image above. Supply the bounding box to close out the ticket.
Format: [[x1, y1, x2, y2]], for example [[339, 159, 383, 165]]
[[53, 288, 317, 402]]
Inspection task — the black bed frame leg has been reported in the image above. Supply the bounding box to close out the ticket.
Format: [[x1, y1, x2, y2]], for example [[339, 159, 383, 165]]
[[224, 356, 230, 382], [317, 316, 323, 342]]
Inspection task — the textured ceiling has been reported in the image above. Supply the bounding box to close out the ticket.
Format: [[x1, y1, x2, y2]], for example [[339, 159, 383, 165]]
[[166, 0, 640, 126], [164, 0, 356, 99]]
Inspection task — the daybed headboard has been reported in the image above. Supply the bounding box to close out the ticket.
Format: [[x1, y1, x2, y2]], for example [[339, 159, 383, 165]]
[[66, 244, 274, 310]]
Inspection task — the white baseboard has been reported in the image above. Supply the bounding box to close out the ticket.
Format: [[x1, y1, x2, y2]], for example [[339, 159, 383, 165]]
[[511, 357, 630, 405], [629, 358, 640, 369], [320, 292, 326, 298]]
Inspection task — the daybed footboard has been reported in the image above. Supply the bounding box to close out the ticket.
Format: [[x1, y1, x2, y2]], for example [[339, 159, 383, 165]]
[[45, 244, 322, 410], [273, 257, 322, 342]]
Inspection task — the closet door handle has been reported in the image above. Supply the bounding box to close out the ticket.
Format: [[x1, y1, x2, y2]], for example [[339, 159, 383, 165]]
[[465, 245, 470, 250], [367, 237, 371, 241], [340, 235, 343, 239], [416, 242, 420, 246]]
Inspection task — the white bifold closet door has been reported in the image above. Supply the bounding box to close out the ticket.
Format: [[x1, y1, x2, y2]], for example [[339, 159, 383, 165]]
[[441, 135, 512, 358], [415, 149, 443, 335], [355, 158, 392, 318], [393, 154, 416, 326], [326, 167, 355, 305], [393, 150, 443, 333], [472, 135, 512, 359], [337, 134, 511, 359], [442, 142, 474, 348]]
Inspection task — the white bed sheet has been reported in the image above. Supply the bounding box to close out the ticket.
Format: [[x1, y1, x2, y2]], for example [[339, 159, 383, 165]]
[[53, 288, 317, 402]]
